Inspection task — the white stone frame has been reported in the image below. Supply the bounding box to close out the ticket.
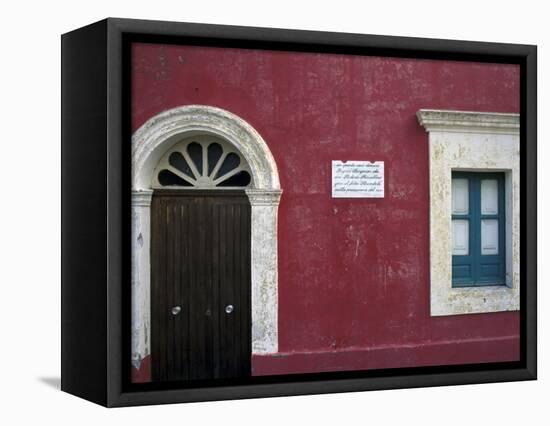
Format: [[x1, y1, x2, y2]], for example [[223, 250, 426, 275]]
[[131, 105, 282, 368], [417, 109, 520, 316]]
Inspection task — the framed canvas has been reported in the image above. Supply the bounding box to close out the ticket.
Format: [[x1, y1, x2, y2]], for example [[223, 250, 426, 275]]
[[61, 18, 537, 407]]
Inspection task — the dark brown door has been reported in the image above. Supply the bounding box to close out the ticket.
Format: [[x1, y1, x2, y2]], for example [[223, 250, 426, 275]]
[[151, 190, 251, 382]]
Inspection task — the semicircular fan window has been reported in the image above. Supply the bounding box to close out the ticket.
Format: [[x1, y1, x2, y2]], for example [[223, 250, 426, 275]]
[[153, 137, 252, 189]]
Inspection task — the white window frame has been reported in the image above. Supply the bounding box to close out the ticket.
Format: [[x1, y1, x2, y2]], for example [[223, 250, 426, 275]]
[[417, 109, 520, 316]]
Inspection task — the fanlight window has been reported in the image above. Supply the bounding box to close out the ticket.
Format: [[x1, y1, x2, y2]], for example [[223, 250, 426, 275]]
[[152, 136, 252, 189]]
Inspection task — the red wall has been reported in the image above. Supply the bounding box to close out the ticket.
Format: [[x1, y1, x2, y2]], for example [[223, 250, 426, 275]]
[[132, 43, 520, 377]]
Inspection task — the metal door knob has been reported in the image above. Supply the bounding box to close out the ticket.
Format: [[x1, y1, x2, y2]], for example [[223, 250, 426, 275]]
[[171, 306, 182, 315], [225, 304, 234, 314]]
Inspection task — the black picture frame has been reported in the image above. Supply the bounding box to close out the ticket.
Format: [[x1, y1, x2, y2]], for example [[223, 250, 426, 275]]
[[61, 17, 537, 407]]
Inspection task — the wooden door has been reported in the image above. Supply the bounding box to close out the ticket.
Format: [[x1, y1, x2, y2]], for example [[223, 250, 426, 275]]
[[151, 190, 251, 382]]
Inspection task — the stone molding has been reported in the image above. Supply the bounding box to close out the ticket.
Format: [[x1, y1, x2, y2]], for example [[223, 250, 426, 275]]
[[246, 189, 283, 206], [131, 190, 153, 207], [417, 109, 520, 135]]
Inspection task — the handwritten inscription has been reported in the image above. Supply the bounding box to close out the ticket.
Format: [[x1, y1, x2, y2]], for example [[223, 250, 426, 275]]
[[332, 161, 384, 198]]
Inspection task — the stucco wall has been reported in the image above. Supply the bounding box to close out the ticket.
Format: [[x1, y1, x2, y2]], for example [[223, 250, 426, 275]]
[[131, 42, 520, 378]]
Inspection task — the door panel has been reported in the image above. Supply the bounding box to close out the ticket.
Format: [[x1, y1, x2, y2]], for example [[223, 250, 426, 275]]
[[151, 190, 251, 382]]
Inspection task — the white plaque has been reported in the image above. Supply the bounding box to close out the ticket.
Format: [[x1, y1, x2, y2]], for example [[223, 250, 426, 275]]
[[331, 161, 384, 198]]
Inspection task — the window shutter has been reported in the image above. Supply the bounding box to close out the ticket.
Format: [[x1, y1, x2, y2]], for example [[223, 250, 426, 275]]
[[451, 173, 474, 287], [452, 172, 506, 287], [477, 174, 506, 285]]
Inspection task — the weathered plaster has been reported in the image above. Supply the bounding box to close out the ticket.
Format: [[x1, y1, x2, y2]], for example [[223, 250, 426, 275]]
[[131, 105, 282, 365], [246, 189, 282, 353], [131, 190, 153, 369], [417, 109, 520, 316]]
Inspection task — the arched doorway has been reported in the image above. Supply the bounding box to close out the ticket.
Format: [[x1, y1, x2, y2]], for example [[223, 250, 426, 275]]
[[131, 105, 281, 381]]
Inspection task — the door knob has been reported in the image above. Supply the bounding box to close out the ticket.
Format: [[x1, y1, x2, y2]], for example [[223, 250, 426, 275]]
[[225, 304, 234, 314], [171, 306, 181, 315]]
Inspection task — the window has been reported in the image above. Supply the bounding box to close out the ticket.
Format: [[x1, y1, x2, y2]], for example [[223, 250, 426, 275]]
[[417, 109, 519, 316], [452, 172, 505, 287], [152, 136, 252, 189]]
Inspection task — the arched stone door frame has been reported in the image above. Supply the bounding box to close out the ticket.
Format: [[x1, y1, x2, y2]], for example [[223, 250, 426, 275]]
[[131, 105, 282, 371]]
